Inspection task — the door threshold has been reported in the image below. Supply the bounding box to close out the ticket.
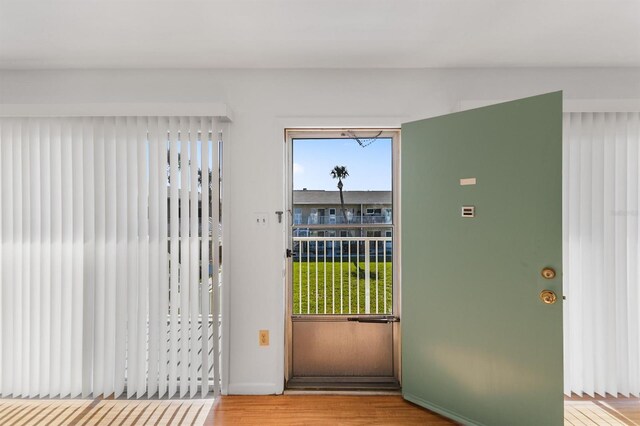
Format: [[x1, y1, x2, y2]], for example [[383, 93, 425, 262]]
[[286, 377, 401, 392], [284, 389, 402, 396]]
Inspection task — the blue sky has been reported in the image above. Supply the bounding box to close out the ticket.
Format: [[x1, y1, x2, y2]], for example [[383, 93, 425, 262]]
[[293, 138, 392, 191]]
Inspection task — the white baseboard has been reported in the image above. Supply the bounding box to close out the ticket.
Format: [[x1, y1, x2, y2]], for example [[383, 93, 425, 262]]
[[227, 383, 282, 395]]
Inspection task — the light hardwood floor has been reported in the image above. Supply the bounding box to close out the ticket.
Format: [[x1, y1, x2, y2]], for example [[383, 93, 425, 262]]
[[565, 395, 640, 426], [213, 395, 452, 425], [0, 398, 213, 425], [0, 394, 639, 425]]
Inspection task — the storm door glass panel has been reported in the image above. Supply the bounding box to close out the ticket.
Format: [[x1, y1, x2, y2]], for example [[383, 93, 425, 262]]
[[292, 135, 393, 315]]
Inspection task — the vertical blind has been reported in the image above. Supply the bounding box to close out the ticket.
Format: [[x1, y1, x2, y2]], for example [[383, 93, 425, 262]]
[[564, 112, 640, 397], [0, 116, 222, 399]]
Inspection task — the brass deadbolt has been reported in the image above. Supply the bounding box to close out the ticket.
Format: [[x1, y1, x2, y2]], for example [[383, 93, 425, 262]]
[[541, 267, 556, 279], [540, 290, 557, 305]]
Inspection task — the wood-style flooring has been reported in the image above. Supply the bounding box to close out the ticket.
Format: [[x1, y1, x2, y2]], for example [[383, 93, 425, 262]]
[[0, 398, 213, 425], [565, 394, 640, 426], [0, 394, 638, 425], [213, 395, 451, 425]]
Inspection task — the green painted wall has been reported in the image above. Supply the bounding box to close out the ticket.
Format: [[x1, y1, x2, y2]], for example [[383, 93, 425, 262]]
[[401, 92, 563, 426]]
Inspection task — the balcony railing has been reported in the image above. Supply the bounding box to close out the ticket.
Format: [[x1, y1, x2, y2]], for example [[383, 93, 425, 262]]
[[292, 235, 393, 315], [294, 214, 392, 225]]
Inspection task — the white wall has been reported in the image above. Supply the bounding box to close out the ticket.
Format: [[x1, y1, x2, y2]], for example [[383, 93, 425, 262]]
[[1, 68, 639, 394]]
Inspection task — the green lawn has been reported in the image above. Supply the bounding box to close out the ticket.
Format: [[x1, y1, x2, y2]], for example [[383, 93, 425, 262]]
[[292, 260, 393, 315]]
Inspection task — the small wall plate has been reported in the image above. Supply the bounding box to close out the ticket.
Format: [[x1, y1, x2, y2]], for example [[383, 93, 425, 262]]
[[461, 206, 475, 218]]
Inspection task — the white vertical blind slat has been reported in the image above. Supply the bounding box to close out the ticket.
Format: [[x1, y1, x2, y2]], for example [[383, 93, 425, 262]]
[[582, 113, 596, 397], [114, 116, 127, 398], [71, 118, 84, 398], [148, 117, 160, 398], [189, 117, 199, 397], [593, 112, 606, 397], [82, 117, 95, 397], [40, 120, 52, 397], [50, 120, 62, 397], [628, 113, 640, 396], [115, 118, 126, 396], [20, 118, 26, 397], [179, 116, 190, 398], [3, 121, 15, 397], [60, 119, 73, 398], [158, 117, 170, 398], [600, 114, 615, 394], [200, 118, 210, 397], [212, 123, 221, 397], [136, 117, 149, 398], [168, 117, 180, 398], [104, 117, 118, 397], [614, 113, 629, 396], [14, 120, 24, 397], [21, 119, 32, 397], [0, 120, 12, 396], [562, 113, 571, 397], [126, 116, 139, 399], [93, 117, 107, 397], [567, 113, 582, 395]]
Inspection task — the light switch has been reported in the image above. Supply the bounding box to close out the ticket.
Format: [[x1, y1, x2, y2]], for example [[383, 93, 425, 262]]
[[254, 212, 268, 227]]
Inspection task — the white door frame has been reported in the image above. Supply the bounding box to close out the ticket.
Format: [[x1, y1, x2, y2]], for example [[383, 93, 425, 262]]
[[283, 127, 402, 385]]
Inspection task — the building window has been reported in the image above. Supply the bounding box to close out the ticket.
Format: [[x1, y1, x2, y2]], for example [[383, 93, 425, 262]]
[[308, 208, 318, 225]]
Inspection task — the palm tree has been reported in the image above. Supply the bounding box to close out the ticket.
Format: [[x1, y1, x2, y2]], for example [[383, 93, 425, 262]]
[[330, 165, 349, 223]]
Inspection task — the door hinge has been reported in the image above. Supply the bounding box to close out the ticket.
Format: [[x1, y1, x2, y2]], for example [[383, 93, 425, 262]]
[[286, 249, 293, 258]]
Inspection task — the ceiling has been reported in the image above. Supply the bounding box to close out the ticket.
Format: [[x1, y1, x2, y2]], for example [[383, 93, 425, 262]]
[[0, 0, 639, 69]]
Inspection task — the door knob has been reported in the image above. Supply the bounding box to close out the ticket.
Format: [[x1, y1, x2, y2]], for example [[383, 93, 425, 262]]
[[539, 290, 557, 305], [541, 267, 556, 279]]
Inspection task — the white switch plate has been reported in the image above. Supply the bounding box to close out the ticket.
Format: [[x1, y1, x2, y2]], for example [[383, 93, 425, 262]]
[[254, 212, 268, 227]]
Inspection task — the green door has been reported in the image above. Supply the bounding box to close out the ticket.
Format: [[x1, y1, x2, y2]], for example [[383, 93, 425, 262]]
[[401, 92, 563, 426]]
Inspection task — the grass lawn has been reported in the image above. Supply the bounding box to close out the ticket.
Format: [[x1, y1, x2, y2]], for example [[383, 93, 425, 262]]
[[292, 260, 393, 315]]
